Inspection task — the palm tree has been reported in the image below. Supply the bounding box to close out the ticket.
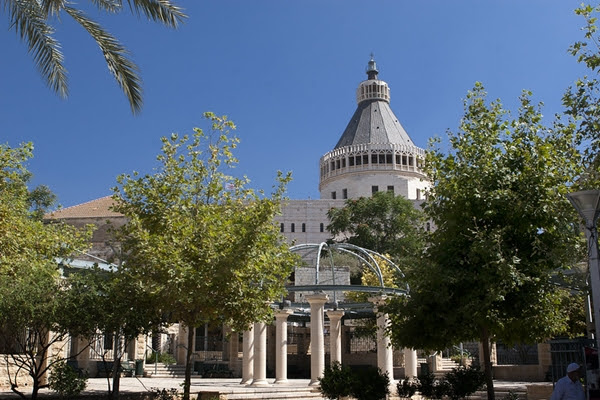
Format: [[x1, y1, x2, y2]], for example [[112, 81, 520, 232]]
[[4, 0, 186, 114]]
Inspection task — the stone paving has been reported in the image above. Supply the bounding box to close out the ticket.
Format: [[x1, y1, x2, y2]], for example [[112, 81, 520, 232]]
[[0, 377, 546, 399]]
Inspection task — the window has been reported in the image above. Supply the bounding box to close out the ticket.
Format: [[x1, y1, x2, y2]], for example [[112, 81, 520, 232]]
[[363, 155, 369, 164], [387, 185, 394, 194], [280, 223, 284, 233], [371, 154, 378, 164], [302, 223, 306, 233], [416, 189, 421, 200], [372, 185, 379, 195], [291, 223, 295, 233], [356, 156, 362, 165], [320, 223, 324, 233], [349, 157, 354, 166], [331, 191, 337, 200], [342, 189, 348, 199]]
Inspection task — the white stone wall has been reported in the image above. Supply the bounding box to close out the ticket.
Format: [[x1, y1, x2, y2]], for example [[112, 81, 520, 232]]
[[275, 199, 345, 244], [319, 171, 429, 200]]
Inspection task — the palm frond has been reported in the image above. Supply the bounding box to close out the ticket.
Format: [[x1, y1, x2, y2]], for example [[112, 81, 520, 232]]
[[125, 0, 186, 28], [40, 0, 66, 17], [87, 0, 122, 14], [5, 0, 68, 98], [64, 5, 143, 114]]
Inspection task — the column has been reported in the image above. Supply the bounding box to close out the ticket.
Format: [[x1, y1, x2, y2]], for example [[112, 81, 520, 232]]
[[250, 321, 268, 386], [177, 324, 189, 365], [274, 309, 293, 384], [326, 310, 345, 365], [403, 348, 417, 378], [370, 296, 394, 382], [241, 326, 254, 384], [306, 292, 329, 386], [228, 331, 239, 375]]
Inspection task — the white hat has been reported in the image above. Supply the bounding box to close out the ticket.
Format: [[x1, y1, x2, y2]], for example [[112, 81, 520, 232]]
[[567, 363, 580, 373]]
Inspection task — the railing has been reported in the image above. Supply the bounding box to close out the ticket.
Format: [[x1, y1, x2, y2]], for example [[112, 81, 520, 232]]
[[496, 342, 538, 365]]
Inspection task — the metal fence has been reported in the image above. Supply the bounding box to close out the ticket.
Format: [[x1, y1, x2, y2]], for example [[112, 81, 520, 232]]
[[496, 342, 539, 365]]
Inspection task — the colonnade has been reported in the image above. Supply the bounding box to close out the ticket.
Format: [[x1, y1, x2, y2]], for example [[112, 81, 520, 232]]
[[240, 292, 417, 387]]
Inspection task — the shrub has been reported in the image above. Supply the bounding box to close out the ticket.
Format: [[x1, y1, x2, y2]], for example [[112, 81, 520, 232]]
[[351, 366, 389, 400], [397, 378, 419, 398], [48, 360, 88, 399], [418, 372, 449, 399], [151, 387, 180, 400], [146, 351, 176, 365], [445, 365, 486, 400], [318, 362, 353, 400], [318, 363, 390, 400]]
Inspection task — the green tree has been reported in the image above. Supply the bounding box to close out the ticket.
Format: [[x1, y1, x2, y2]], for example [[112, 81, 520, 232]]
[[0, 142, 92, 400], [327, 191, 425, 267], [4, 0, 186, 114], [112, 112, 298, 400], [384, 84, 582, 400], [563, 3, 600, 186], [62, 265, 166, 400]]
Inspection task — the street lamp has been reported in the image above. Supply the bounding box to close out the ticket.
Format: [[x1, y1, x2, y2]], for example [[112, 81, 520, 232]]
[[568, 190, 600, 365]]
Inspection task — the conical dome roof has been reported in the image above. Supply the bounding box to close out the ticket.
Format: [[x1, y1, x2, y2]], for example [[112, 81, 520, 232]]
[[334, 56, 414, 149]]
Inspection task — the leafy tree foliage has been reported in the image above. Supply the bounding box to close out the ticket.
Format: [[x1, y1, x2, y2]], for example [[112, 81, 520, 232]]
[[112, 112, 298, 400], [0, 142, 91, 400], [383, 84, 582, 400], [4, 0, 186, 114], [62, 265, 166, 400], [563, 3, 600, 186], [327, 191, 425, 267]]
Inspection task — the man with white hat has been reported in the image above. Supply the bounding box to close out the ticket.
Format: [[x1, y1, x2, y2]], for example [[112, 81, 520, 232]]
[[550, 363, 585, 400]]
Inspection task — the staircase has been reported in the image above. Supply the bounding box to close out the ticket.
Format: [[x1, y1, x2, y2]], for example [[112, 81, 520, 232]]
[[144, 362, 190, 378], [417, 357, 459, 378]]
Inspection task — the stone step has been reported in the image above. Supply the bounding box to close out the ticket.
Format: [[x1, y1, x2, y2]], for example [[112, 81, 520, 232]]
[[144, 362, 189, 378], [223, 387, 325, 400]]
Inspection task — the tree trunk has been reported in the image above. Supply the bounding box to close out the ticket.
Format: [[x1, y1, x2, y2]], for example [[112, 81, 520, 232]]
[[480, 327, 495, 400], [111, 333, 122, 400], [183, 326, 194, 400]]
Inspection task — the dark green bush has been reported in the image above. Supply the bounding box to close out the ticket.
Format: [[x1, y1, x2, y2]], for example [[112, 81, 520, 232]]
[[444, 365, 486, 400], [48, 360, 88, 399], [351, 366, 390, 400], [319, 363, 389, 400], [418, 372, 449, 399], [318, 362, 353, 400], [397, 378, 419, 398]]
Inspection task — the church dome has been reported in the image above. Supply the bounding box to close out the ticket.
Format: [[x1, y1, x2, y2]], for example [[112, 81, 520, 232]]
[[319, 56, 429, 201]]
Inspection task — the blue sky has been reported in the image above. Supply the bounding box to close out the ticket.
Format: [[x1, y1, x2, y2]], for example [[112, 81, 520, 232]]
[[0, 1, 590, 208]]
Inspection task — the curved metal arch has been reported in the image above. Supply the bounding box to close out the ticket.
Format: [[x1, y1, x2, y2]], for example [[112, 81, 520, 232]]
[[288, 242, 408, 295]]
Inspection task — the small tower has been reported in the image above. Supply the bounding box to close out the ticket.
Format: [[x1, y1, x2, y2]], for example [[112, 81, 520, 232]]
[[319, 56, 429, 200]]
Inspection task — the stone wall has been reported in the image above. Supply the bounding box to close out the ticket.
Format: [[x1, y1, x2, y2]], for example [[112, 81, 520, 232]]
[[0, 356, 33, 389]]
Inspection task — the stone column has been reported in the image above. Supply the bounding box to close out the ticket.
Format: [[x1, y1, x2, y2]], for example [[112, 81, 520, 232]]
[[326, 310, 345, 365], [307, 292, 329, 386], [404, 348, 418, 378], [241, 326, 254, 384], [274, 309, 293, 384], [250, 322, 268, 386], [177, 324, 189, 365], [370, 296, 394, 382], [228, 331, 240, 374]]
